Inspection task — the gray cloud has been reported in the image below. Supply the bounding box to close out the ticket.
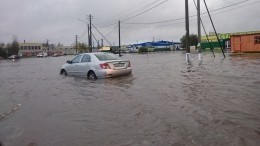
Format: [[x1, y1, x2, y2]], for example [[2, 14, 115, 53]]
[[0, 0, 259, 46]]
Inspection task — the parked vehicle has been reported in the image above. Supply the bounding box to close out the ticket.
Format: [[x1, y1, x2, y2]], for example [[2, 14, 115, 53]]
[[60, 52, 132, 79], [37, 52, 48, 57], [52, 53, 60, 57], [8, 55, 20, 59]]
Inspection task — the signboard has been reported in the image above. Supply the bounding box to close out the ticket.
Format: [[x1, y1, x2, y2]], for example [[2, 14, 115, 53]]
[[201, 31, 260, 42]]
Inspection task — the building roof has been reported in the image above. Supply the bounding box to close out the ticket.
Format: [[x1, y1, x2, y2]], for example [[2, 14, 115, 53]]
[[230, 32, 260, 36], [132, 41, 181, 47]]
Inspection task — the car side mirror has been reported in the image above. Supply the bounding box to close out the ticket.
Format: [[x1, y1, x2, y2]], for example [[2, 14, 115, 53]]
[[66, 60, 72, 64]]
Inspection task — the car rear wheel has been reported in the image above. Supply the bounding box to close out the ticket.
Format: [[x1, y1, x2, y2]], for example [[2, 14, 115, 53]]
[[61, 69, 67, 76], [88, 71, 97, 80]]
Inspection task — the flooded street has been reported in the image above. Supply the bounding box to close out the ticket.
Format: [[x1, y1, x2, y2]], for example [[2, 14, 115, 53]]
[[0, 52, 260, 146]]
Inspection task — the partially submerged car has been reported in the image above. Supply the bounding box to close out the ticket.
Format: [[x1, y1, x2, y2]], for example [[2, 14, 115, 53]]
[[8, 55, 20, 59], [60, 52, 132, 79]]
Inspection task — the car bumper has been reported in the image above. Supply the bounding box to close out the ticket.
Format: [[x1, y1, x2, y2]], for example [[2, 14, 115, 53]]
[[106, 68, 132, 78]]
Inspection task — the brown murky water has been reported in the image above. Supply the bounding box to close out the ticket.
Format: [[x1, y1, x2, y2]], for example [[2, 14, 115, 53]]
[[0, 52, 260, 146]]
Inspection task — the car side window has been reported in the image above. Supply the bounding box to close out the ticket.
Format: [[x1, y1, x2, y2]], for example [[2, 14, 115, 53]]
[[71, 55, 82, 63], [81, 54, 91, 63]]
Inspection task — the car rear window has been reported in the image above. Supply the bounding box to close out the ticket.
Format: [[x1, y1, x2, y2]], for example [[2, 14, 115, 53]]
[[94, 53, 121, 61]]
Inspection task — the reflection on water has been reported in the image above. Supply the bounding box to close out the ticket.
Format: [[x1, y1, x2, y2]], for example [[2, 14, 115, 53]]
[[0, 53, 260, 146]]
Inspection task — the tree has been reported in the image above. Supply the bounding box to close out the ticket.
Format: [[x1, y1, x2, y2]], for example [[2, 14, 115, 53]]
[[7, 36, 19, 56], [0, 43, 7, 58], [57, 43, 63, 47], [180, 34, 198, 48], [77, 42, 89, 53]]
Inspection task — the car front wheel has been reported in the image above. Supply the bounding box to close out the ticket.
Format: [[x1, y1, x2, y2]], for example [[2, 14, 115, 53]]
[[61, 69, 67, 76]]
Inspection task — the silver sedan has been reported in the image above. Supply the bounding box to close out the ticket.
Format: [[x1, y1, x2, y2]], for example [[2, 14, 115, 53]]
[[60, 52, 132, 79]]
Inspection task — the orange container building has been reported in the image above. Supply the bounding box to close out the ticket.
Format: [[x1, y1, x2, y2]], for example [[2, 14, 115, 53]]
[[231, 33, 260, 53]]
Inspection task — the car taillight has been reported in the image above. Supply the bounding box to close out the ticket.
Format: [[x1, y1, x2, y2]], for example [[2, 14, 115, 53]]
[[128, 61, 131, 67], [100, 63, 111, 69]]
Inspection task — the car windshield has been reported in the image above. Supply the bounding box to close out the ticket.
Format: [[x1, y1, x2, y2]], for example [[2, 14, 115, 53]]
[[94, 53, 121, 61]]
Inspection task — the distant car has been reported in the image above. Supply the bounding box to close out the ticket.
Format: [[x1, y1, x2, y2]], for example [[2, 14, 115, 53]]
[[60, 52, 132, 79], [8, 55, 20, 59], [37, 52, 48, 57], [52, 53, 60, 57]]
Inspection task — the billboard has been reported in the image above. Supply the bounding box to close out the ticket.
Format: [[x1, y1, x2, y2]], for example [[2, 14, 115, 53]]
[[201, 31, 260, 42]]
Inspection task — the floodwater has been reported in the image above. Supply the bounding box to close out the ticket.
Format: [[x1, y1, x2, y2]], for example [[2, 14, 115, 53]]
[[0, 52, 260, 146]]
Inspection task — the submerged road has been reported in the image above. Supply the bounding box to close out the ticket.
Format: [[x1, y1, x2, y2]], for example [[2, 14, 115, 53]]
[[0, 52, 260, 146]]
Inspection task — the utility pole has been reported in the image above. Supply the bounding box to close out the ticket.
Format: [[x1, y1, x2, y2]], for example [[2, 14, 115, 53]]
[[88, 24, 90, 52], [88, 14, 93, 52], [192, 0, 215, 57], [47, 39, 49, 56], [75, 35, 78, 55], [118, 20, 121, 56], [203, 0, 225, 58], [185, 0, 190, 63], [97, 40, 100, 50], [197, 0, 202, 61]]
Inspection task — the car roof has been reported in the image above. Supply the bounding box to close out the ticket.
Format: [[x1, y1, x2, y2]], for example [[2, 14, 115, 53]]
[[79, 52, 115, 56], [83, 52, 112, 54]]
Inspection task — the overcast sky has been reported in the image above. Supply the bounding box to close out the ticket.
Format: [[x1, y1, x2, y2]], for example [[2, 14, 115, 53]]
[[0, 0, 260, 46]]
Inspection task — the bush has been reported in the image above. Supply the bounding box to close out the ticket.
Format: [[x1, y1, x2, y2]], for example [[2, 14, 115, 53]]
[[138, 47, 148, 53], [154, 48, 171, 52]]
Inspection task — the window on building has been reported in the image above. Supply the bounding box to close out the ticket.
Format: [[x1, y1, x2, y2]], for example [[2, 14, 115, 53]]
[[28, 46, 31, 50], [32, 46, 34, 50], [255, 36, 260, 44], [21, 46, 24, 50]]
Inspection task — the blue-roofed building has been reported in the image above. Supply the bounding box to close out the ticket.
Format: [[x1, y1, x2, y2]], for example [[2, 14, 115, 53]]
[[130, 40, 182, 51]]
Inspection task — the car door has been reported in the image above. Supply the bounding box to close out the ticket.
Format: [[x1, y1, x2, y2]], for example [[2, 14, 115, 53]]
[[77, 54, 91, 76], [66, 55, 82, 75]]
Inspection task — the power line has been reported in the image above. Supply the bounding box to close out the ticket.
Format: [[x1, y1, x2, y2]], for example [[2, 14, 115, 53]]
[[98, 0, 156, 25], [104, 25, 118, 37], [93, 0, 256, 29], [208, 0, 260, 15], [92, 24, 113, 47], [79, 28, 88, 38], [93, 25, 118, 40], [119, 0, 167, 21], [225, 0, 259, 13], [94, 22, 117, 28], [97, 0, 166, 26], [120, 0, 260, 29], [121, 0, 251, 25], [122, 0, 169, 21]]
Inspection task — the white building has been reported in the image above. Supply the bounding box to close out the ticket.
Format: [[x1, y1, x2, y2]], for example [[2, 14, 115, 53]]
[[18, 42, 44, 56], [18, 41, 77, 56], [55, 46, 76, 55]]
